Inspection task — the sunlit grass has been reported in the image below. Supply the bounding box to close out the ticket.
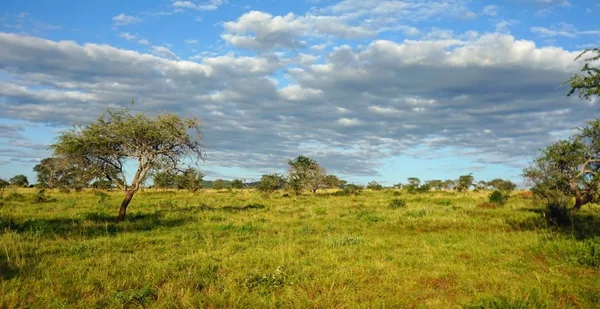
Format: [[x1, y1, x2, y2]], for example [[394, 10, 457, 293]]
[[1, 188, 599, 308]]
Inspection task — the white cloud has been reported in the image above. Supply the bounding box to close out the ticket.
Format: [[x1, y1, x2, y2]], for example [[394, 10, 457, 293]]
[[0, 31, 590, 177], [185, 39, 199, 44], [112, 14, 142, 26], [119, 32, 136, 40], [173, 0, 226, 11], [482, 5, 499, 16]]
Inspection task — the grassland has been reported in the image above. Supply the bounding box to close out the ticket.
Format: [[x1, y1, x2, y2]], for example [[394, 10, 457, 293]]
[[1, 188, 599, 308]]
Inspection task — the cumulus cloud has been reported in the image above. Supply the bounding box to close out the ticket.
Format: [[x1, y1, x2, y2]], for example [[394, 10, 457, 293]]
[[0, 31, 592, 178], [221, 1, 481, 51]]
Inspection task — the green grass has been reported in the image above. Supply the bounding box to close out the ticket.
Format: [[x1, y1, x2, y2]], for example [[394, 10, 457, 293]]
[[1, 188, 599, 308]]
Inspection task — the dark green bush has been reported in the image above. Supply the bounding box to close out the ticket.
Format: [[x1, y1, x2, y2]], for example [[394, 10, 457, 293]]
[[574, 238, 600, 268], [488, 190, 510, 206], [4, 192, 25, 202], [544, 202, 571, 226], [389, 198, 407, 209]]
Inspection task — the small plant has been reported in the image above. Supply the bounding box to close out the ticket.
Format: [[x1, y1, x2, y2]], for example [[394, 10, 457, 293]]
[[32, 189, 52, 203], [332, 236, 362, 246], [389, 198, 407, 209], [488, 190, 510, 206], [392, 191, 401, 196], [477, 202, 497, 209], [242, 266, 293, 293]]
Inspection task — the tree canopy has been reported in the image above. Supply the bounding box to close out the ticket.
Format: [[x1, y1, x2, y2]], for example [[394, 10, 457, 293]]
[[51, 106, 204, 221], [9, 175, 29, 187], [288, 155, 326, 195]]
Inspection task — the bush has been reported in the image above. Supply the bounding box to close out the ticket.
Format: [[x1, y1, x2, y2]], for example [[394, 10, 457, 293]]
[[32, 189, 56, 203], [544, 202, 571, 227], [342, 184, 363, 196], [367, 181, 383, 190], [488, 190, 510, 206], [389, 198, 407, 209]]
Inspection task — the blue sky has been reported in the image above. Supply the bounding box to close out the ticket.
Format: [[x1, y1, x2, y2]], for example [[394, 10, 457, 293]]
[[0, 0, 598, 186]]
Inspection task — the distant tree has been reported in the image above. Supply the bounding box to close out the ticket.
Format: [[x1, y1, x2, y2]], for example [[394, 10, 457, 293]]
[[231, 179, 244, 189], [405, 177, 421, 193], [323, 175, 344, 189], [393, 183, 403, 189], [487, 178, 516, 192], [33, 157, 63, 189], [426, 179, 444, 191], [9, 175, 29, 187], [442, 179, 456, 190], [367, 181, 383, 190], [0, 178, 9, 190], [51, 106, 204, 222], [475, 180, 489, 191], [257, 174, 285, 197], [153, 170, 177, 190], [91, 179, 114, 190], [456, 174, 474, 192], [288, 155, 326, 195], [567, 48, 600, 101], [175, 168, 204, 192], [212, 178, 227, 190]]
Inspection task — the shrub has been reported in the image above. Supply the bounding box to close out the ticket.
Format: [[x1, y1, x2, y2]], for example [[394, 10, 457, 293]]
[[342, 184, 363, 196], [367, 181, 383, 190], [32, 189, 51, 203], [242, 266, 292, 293], [544, 202, 571, 227], [389, 198, 407, 209], [488, 190, 510, 206]]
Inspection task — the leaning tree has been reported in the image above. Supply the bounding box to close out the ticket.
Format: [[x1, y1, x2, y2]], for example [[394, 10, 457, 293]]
[[51, 106, 204, 222]]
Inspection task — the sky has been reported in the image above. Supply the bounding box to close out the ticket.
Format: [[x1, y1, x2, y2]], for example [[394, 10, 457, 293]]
[[0, 0, 598, 186]]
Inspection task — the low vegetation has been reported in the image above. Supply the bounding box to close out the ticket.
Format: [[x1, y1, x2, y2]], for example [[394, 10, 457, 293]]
[[1, 188, 599, 308]]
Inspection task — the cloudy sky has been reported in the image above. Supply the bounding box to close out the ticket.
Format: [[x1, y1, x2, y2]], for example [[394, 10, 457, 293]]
[[0, 0, 598, 185]]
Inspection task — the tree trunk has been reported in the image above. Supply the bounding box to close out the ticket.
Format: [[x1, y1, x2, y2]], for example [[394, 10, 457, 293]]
[[116, 190, 135, 222]]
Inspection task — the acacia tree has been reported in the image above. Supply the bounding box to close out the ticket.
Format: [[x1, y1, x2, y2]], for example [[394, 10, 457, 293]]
[[288, 156, 326, 195], [52, 107, 204, 222], [567, 48, 600, 100], [456, 174, 474, 192], [524, 120, 600, 213], [9, 175, 29, 187]]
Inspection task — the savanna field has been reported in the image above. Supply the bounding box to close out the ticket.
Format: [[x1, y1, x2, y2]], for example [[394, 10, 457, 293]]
[[1, 188, 599, 308]]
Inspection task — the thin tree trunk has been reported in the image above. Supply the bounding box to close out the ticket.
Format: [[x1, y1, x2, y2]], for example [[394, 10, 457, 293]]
[[116, 190, 135, 222]]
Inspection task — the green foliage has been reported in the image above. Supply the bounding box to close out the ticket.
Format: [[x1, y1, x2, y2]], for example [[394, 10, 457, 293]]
[[0, 178, 8, 190], [175, 168, 204, 192], [567, 48, 600, 101], [487, 179, 516, 192], [32, 189, 55, 204], [288, 155, 326, 195], [212, 179, 228, 190], [9, 175, 29, 188], [323, 174, 344, 189], [544, 202, 572, 227], [114, 285, 158, 306], [51, 106, 204, 193], [230, 179, 244, 189], [339, 184, 363, 196], [488, 190, 510, 206], [389, 198, 407, 209], [572, 237, 600, 268], [257, 174, 284, 197], [456, 174, 474, 192], [367, 181, 383, 190], [404, 177, 421, 193]]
